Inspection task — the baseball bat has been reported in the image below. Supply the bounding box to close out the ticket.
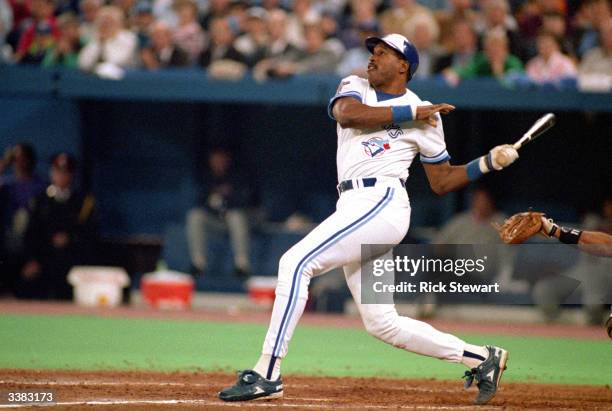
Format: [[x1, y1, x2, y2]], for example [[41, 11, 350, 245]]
[[513, 113, 556, 150]]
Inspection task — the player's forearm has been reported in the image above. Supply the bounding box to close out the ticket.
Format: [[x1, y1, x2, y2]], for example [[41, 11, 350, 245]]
[[435, 165, 471, 195], [424, 162, 471, 195], [543, 219, 612, 257], [334, 103, 395, 129], [577, 231, 612, 257]]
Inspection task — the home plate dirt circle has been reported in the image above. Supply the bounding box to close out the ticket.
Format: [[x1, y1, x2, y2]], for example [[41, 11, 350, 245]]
[[0, 370, 610, 410]]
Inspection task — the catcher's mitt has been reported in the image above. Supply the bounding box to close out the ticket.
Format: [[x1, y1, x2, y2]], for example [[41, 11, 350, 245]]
[[493, 211, 545, 244]]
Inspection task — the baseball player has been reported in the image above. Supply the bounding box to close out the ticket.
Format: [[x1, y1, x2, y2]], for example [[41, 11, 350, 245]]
[[497, 211, 612, 338], [219, 34, 519, 405], [541, 217, 612, 339]]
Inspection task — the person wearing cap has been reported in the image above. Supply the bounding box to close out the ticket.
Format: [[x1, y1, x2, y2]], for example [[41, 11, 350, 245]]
[[219, 33, 519, 405], [17, 153, 98, 300]]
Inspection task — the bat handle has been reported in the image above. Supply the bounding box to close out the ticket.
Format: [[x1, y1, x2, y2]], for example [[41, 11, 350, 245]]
[[513, 134, 530, 150]]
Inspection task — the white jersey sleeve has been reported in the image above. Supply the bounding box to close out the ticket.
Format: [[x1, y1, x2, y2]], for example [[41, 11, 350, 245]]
[[417, 107, 451, 164], [327, 75, 366, 120]]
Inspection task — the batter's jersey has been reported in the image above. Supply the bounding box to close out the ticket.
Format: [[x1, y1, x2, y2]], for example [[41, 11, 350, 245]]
[[328, 75, 450, 182]]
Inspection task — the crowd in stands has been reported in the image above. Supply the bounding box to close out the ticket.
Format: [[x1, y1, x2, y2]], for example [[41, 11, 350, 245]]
[[0, 0, 610, 89]]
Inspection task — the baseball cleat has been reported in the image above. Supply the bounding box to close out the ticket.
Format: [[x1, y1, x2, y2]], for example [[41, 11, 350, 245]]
[[462, 345, 508, 405], [606, 314, 612, 340], [218, 370, 283, 402]]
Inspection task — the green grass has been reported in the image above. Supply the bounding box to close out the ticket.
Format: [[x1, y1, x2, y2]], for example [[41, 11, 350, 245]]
[[0, 314, 610, 385]]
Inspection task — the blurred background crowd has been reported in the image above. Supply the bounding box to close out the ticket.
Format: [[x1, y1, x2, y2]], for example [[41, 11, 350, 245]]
[[0, 0, 611, 88]]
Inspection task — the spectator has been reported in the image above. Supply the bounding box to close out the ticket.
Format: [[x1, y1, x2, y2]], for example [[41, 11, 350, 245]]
[[79, 0, 102, 45], [516, 0, 564, 42], [576, 0, 610, 58], [285, 0, 320, 49], [578, 18, 612, 92], [435, 0, 479, 52], [173, 0, 206, 64], [141, 20, 189, 69], [379, 0, 439, 43], [17, 153, 98, 300], [263, 8, 299, 60], [434, 19, 478, 73], [474, 0, 523, 60], [198, 16, 246, 79], [0, 143, 46, 295], [199, 0, 231, 30], [446, 27, 523, 83], [133, 0, 155, 50], [526, 30, 576, 85], [14, 0, 59, 64], [320, 9, 339, 40], [339, 0, 378, 50], [336, 21, 379, 78], [406, 14, 441, 78], [0, 0, 12, 62], [252, 8, 302, 81], [42, 12, 83, 68], [541, 11, 574, 57], [186, 148, 256, 279], [78, 5, 138, 76], [234, 7, 268, 68], [268, 23, 342, 77]]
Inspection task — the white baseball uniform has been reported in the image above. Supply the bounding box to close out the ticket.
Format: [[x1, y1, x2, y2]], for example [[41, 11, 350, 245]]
[[260, 75, 466, 377]]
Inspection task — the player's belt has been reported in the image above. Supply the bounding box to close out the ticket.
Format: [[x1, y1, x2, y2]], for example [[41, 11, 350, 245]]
[[337, 178, 406, 194]]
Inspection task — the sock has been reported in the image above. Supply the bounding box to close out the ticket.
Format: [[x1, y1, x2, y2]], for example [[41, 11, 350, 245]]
[[461, 344, 489, 369], [253, 354, 281, 381]]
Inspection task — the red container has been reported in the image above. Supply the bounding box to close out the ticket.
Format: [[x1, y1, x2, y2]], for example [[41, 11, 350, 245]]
[[246, 276, 277, 306], [141, 271, 194, 310]]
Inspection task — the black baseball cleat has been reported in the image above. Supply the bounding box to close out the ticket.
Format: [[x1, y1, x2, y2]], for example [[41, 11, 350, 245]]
[[606, 314, 612, 340], [462, 345, 508, 405], [218, 370, 283, 402]]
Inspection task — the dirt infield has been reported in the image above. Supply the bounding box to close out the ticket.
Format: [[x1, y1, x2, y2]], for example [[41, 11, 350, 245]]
[[0, 369, 610, 410]]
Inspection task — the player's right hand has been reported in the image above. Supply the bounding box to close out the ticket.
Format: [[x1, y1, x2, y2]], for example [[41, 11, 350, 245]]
[[416, 104, 455, 127]]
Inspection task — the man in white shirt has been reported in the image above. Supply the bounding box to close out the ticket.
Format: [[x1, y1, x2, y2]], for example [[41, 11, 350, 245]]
[[219, 33, 520, 405]]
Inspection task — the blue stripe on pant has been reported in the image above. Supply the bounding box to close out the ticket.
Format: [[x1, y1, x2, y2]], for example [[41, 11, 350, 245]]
[[270, 187, 395, 363]]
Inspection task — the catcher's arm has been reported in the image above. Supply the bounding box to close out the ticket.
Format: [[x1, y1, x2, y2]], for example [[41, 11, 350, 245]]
[[541, 217, 612, 257]]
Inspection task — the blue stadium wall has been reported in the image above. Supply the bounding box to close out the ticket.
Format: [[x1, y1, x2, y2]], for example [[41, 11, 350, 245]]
[[1, 66, 610, 238]]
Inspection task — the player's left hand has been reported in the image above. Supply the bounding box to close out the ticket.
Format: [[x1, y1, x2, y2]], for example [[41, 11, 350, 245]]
[[489, 144, 519, 170], [416, 104, 455, 127]]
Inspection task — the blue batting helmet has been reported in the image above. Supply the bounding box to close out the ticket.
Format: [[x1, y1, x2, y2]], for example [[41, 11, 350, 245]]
[[365, 33, 420, 82]]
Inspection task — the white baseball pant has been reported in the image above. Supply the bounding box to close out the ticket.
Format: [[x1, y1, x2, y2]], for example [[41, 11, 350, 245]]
[[261, 178, 465, 376]]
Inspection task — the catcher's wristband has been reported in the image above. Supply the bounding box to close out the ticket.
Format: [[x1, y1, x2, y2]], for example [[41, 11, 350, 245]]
[[466, 153, 493, 181], [558, 227, 582, 244]]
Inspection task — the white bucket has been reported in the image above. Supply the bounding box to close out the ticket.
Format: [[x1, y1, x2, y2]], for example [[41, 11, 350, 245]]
[[68, 266, 130, 307]]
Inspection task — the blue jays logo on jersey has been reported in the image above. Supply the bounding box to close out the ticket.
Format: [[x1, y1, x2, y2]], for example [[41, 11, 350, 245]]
[[362, 137, 391, 157], [384, 123, 403, 139]]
